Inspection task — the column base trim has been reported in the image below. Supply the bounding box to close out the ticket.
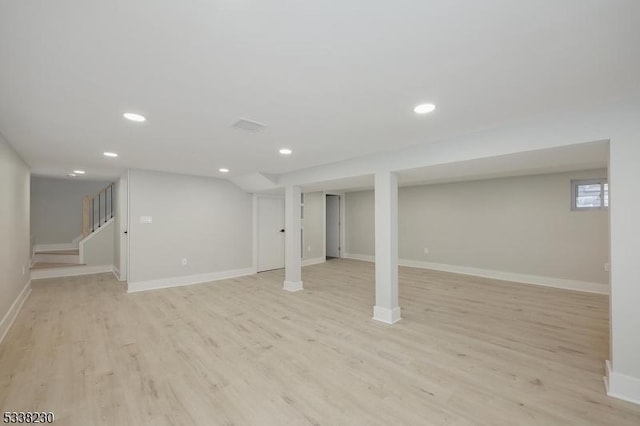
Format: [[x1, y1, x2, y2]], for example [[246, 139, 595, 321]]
[[283, 280, 303, 292], [605, 360, 640, 405], [373, 306, 401, 324]]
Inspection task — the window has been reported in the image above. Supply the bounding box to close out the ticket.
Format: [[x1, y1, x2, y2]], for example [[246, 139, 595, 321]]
[[571, 178, 608, 210]]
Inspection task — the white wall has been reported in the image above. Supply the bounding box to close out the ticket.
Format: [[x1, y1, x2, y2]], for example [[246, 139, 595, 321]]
[[302, 192, 324, 261], [128, 169, 253, 284], [81, 220, 114, 266], [346, 170, 609, 284], [31, 177, 111, 244], [345, 190, 375, 257], [0, 134, 30, 333]]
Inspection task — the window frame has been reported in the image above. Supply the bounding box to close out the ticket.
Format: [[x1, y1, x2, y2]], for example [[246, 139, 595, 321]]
[[571, 178, 608, 211]]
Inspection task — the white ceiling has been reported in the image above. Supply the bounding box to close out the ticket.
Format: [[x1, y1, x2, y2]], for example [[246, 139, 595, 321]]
[[1, 1, 638, 182], [298, 140, 609, 193], [397, 140, 609, 187]]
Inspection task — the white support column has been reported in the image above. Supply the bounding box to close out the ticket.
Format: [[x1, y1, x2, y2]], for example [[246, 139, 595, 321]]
[[606, 136, 640, 405], [373, 171, 401, 324], [283, 185, 303, 292]]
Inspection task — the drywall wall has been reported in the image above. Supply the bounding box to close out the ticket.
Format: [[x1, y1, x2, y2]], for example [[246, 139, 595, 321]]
[[31, 177, 111, 244], [302, 192, 324, 261], [345, 190, 375, 257], [81, 220, 114, 266], [345, 169, 609, 284], [128, 169, 253, 284], [0, 134, 30, 335]]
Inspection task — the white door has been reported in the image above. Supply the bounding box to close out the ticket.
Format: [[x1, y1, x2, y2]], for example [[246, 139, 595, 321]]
[[119, 173, 129, 281], [326, 195, 340, 258], [257, 197, 285, 272]]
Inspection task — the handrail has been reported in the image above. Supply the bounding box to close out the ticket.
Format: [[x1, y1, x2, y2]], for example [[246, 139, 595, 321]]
[[82, 182, 115, 237]]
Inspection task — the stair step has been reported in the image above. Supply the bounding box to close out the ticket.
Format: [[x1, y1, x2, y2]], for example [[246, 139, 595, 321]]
[[35, 249, 79, 255], [34, 252, 81, 265], [31, 264, 113, 280], [31, 262, 86, 270]]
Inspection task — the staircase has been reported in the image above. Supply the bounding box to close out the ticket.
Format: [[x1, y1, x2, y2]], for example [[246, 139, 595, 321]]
[[32, 249, 80, 266], [31, 182, 115, 278], [82, 182, 114, 237]]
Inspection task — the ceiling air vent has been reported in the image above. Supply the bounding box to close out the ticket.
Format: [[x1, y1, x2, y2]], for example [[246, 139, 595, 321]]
[[232, 118, 267, 132]]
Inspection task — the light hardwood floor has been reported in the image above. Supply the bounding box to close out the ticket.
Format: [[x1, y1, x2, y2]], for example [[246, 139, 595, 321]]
[[1, 259, 639, 425]]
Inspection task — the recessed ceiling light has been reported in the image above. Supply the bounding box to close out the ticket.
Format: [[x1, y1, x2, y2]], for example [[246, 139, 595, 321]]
[[123, 112, 146, 122], [279, 148, 292, 155], [104, 152, 118, 157], [68, 173, 76, 177], [219, 168, 229, 173], [73, 170, 86, 174], [414, 103, 436, 114]]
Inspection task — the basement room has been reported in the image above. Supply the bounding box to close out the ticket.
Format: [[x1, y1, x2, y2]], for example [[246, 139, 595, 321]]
[[1, 1, 640, 425]]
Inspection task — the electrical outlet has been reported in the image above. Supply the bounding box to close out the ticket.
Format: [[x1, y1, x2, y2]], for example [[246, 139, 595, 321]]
[[307, 245, 311, 252], [424, 247, 429, 255], [181, 258, 188, 266], [604, 262, 610, 272], [22, 265, 26, 275]]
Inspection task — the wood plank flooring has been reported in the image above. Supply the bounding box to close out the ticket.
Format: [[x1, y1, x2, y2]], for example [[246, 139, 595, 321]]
[[1, 259, 639, 425]]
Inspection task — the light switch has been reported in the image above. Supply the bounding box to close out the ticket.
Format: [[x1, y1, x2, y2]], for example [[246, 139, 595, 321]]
[[140, 216, 153, 224]]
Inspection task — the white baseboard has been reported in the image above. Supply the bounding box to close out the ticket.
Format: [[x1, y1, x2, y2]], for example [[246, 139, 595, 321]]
[[283, 280, 304, 292], [0, 280, 31, 345], [127, 267, 255, 293], [113, 267, 121, 281], [605, 360, 640, 405], [302, 257, 326, 267], [400, 259, 609, 294], [343, 253, 609, 294], [344, 253, 375, 262], [31, 265, 114, 280], [373, 305, 401, 324]]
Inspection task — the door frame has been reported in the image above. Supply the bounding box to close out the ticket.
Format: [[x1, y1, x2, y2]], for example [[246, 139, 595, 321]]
[[253, 193, 286, 273]]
